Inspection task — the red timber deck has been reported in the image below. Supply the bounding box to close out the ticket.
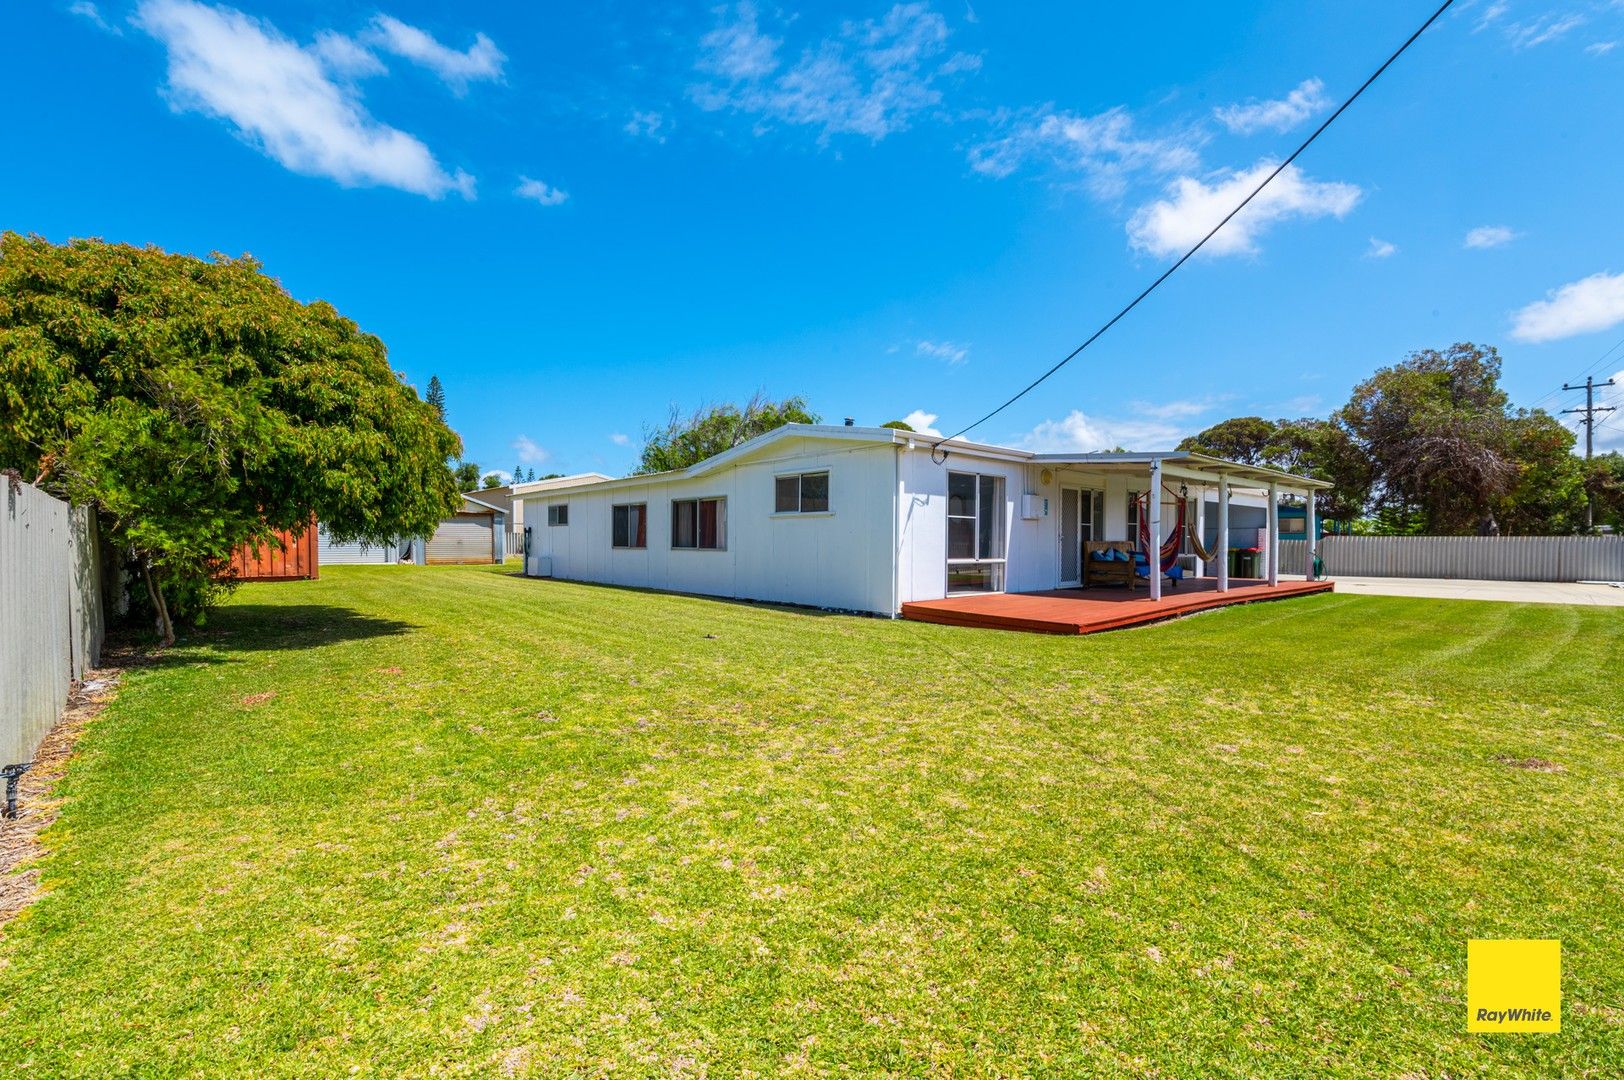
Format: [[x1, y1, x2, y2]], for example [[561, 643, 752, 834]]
[[900, 578, 1335, 634]]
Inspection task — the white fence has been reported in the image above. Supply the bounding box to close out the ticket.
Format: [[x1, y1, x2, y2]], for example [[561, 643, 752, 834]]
[[1277, 536, 1624, 582], [1, 479, 105, 766]]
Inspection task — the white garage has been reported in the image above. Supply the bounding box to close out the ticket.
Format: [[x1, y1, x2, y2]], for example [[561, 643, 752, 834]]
[[424, 495, 506, 564]]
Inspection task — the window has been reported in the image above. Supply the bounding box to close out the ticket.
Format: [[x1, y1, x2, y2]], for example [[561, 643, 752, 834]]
[[1079, 489, 1104, 542], [946, 471, 1005, 592], [612, 503, 646, 549], [1127, 491, 1140, 545], [775, 471, 829, 513], [547, 504, 569, 526], [672, 497, 726, 549]]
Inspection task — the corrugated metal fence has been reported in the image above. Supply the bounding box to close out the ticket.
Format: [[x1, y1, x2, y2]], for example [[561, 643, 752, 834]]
[[1278, 536, 1624, 582], [1, 479, 105, 766]]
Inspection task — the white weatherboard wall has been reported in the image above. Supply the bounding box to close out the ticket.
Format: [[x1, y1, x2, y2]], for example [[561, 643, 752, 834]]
[[523, 437, 896, 613], [897, 450, 1058, 603]]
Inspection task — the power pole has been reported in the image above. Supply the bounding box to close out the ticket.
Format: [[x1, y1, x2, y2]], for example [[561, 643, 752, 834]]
[[1562, 375, 1617, 532]]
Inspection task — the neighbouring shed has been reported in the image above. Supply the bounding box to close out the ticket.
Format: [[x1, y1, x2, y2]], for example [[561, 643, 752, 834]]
[[228, 520, 318, 581], [425, 495, 506, 564]]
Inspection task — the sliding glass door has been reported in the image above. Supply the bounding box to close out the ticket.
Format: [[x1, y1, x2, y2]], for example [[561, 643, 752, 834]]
[[947, 471, 1006, 593]]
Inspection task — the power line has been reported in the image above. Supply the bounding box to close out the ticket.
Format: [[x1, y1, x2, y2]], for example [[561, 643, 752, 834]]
[[931, 0, 1459, 450], [1525, 331, 1624, 412]]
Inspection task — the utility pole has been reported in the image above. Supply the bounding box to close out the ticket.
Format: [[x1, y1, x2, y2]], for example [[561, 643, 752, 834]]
[[1562, 375, 1617, 532]]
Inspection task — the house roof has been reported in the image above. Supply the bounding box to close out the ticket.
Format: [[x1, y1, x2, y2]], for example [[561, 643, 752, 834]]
[[512, 424, 1332, 496], [509, 472, 614, 495]]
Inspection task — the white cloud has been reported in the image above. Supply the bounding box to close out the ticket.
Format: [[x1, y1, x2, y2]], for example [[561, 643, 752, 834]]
[[363, 15, 504, 93], [1505, 13, 1586, 50], [512, 434, 551, 464], [968, 106, 1201, 199], [1020, 409, 1191, 454], [1126, 161, 1362, 259], [609, 432, 631, 446], [697, 1, 782, 81], [134, 1, 474, 199], [900, 409, 942, 436], [515, 176, 568, 206], [1213, 78, 1328, 135], [916, 339, 969, 365], [1587, 41, 1618, 55], [1472, 1, 1509, 32], [1130, 397, 1219, 421], [311, 29, 386, 77], [624, 110, 667, 141], [70, 2, 120, 34], [1510, 271, 1624, 343], [1366, 237, 1398, 259], [1464, 224, 1516, 249], [693, 2, 961, 141]]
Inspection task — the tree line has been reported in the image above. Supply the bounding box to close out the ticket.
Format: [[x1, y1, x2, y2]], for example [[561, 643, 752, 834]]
[[1177, 343, 1622, 535]]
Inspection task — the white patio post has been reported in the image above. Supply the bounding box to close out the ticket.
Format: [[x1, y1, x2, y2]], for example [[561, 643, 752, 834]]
[[1194, 489, 1206, 578], [1266, 480, 1280, 587], [1303, 488, 1317, 580], [1216, 474, 1230, 592], [1148, 459, 1163, 602]]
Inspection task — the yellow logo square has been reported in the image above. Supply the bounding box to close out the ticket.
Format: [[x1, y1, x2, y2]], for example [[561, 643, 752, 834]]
[[1467, 939, 1560, 1033]]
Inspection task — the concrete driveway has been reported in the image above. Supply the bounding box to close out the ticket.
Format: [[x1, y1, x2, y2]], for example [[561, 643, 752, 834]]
[[1328, 576, 1624, 606]]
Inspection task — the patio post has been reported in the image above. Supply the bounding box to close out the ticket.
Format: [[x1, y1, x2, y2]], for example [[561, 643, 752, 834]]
[[1303, 488, 1317, 580], [1148, 459, 1163, 601], [1216, 475, 1230, 592], [1266, 481, 1280, 587], [1193, 490, 1206, 578]]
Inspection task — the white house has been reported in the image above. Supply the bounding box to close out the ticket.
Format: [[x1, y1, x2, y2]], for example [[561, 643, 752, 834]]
[[517, 424, 1329, 616]]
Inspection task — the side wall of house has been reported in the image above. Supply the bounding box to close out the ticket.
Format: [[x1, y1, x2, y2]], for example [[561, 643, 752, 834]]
[[897, 450, 1060, 603], [521, 437, 897, 614]]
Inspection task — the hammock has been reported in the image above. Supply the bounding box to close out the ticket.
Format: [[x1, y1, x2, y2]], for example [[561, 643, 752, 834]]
[[1137, 493, 1185, 576]]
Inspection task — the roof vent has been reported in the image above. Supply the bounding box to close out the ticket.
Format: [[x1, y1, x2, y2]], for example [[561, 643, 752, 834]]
[[843, 417, 855, 427]]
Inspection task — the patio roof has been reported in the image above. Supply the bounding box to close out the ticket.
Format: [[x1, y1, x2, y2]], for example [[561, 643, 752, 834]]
[[1027, 450, 1332, 492]]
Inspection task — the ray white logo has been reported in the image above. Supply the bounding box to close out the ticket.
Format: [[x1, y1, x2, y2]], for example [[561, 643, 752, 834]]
[[1467, 939, 1560, 1033]]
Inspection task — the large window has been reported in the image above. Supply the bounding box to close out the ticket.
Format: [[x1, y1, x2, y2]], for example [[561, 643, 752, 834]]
[[547, 504, 569, 526], [774, 471, 829, 513], [1126, 491, 1140, 545], [672, 497, 726, 550], [946, 471, 1005, 592], [611, 503, 646, 549]]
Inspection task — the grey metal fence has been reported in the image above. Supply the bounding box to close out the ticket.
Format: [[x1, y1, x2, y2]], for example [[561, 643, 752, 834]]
[[1, 480, 105, 767], [1277, 535, 1623, 582]]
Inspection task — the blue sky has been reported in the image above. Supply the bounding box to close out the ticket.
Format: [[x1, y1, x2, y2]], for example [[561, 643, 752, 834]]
[[8, 0, 1624, 479]]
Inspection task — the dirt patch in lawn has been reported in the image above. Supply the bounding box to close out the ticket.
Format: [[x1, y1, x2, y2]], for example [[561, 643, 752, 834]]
[[0, 662, 125, 929], [1495, 755, 1564, 773]]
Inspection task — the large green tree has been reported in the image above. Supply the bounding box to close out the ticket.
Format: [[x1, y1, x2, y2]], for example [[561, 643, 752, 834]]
[[1586, 451, 1624, 532], [635, 393, 819, 474], [0, 234, 463, 642], [1338, 343, 1581, 534]]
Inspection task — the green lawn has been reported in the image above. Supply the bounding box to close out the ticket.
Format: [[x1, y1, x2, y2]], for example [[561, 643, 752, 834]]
[[2, 566, 1620, 1077]]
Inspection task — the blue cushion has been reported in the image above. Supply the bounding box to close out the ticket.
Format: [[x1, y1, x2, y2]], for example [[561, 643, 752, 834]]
[[1090, 550, 1112, 562], [1113, 548, 1131, 562]]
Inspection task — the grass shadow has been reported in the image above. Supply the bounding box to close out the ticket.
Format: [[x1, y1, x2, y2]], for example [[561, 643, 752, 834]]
[[159, 605, 418, 665]]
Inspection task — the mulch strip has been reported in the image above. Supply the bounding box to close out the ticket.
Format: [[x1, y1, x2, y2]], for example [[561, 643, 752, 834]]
[[0, 660, 126, 929]]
